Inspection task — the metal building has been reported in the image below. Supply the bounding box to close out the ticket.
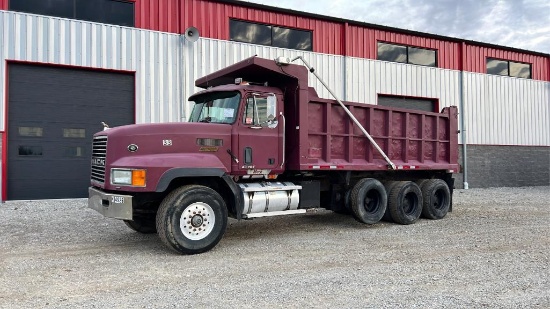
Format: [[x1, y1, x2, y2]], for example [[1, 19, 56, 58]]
[[0, 0, 548, 200]]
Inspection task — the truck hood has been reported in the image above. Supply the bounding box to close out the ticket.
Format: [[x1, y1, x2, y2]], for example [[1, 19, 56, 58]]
[[95, 122, 233, 171], [97, 122, 231, 138]]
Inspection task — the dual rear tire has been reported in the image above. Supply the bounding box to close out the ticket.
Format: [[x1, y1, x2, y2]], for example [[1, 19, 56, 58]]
[[383, 179, 451, 224], [385, 181, 423, 225]]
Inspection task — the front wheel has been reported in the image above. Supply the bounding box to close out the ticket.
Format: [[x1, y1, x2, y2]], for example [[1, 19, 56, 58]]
[[156, 185, 228, 254]]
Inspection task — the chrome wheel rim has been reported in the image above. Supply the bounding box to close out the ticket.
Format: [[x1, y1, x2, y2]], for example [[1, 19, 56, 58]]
[[180, 202, 215, 240]]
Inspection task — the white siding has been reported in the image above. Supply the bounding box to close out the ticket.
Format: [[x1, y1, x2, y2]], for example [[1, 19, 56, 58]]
[[345, 57, 461, 108], [0, 11, 182, 127], [464, 72, 550, 146]]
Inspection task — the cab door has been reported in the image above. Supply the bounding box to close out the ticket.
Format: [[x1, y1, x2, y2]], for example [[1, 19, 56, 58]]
[[235, 92, 282, 175]]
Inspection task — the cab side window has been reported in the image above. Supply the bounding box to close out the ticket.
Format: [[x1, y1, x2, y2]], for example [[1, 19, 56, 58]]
[[242, 93, 277, 127]]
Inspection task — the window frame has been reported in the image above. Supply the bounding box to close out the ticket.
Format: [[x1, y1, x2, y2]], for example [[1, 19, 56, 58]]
[[229, 19, 313, 51], [377, 41, 438, 67], [486, 57, 532, 79], [18, 145, 44, 156]]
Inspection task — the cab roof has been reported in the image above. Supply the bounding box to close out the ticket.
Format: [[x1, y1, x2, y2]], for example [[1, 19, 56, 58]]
[[195, 56, 309, 90]]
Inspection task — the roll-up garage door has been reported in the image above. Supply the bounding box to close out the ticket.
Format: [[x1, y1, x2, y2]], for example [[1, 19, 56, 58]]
[[7, 64, 135, 200], [378, 95, 436, 112]]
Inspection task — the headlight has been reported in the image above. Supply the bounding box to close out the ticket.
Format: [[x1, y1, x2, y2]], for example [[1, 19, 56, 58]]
[[111, 169, 146, 187]]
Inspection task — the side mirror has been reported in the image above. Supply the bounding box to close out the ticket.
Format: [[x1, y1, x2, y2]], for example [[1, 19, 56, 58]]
[[267, 120, 278, 129]]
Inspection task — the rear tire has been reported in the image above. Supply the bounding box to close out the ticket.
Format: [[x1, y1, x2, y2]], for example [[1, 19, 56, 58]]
[[350, 178, 387, 224], [124, 216, 157, 234], [156, 185, 228, 254], [387, 181, 423, 225], [382, 181, 399, 222], [333, 189, 352, 215], [420, 179, 451, 219]]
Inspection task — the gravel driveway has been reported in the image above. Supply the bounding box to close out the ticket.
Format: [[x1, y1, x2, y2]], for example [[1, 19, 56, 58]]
[[1, 186, 549, 308]]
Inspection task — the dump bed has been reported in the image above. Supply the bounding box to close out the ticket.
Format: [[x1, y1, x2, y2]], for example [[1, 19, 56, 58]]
[[196, 56, 459, 173], [304, 89, 459, 171]]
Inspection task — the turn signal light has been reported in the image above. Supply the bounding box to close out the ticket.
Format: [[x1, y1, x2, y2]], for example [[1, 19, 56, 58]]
[[131, 170, 146, 187]]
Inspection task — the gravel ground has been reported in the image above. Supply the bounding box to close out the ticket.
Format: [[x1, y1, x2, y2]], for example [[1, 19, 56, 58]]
[[0, 186, 549, 309]]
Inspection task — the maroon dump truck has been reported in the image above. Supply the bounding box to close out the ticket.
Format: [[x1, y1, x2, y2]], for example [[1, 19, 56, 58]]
[[88, 56, 459, 254]]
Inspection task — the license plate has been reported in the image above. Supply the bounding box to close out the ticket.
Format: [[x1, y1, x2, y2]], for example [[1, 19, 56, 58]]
[[111, 196, 125, 204]]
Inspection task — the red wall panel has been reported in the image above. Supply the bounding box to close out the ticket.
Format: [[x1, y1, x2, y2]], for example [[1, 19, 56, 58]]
[[347, 25, 462, 71], [0, 0, 7, 10], [464, 45, 549, 81], [135, 0, 179, 33]]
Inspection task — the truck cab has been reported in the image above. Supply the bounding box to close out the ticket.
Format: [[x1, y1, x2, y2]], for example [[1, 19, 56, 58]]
[[187, 84, 285, 176], [89, 77, 301, 254]]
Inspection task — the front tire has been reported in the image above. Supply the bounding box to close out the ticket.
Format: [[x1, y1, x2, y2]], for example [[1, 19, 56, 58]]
[[156, 185, 228, 254]]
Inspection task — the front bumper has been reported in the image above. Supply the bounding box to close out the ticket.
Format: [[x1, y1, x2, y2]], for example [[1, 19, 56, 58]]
[[88, 187, 133, 220]]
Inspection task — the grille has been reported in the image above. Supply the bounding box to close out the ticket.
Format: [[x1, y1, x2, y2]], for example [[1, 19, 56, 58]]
[[91, 135, 108, 183]]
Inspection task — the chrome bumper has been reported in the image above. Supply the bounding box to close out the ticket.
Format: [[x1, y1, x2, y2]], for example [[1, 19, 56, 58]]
[[88, 187, 133, 220]]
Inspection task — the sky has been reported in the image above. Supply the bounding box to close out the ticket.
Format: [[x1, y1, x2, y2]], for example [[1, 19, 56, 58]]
[[241, 0, 550, 54]]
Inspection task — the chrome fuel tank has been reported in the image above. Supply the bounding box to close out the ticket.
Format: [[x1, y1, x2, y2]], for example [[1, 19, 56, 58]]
[[238, 182, 301, 215]]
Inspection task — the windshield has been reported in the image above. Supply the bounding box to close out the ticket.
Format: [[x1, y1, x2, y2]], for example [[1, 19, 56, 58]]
[[188, 91, 241, 124]]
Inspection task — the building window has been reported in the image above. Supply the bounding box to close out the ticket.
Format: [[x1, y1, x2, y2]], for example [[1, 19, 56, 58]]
[[486, 58, 531, 79], [9, 0, 135, 27], [64, 146, 85, 157], [18, 146, 43, 156], [230, 19, 312, 51], [63, 128, 86, 138], [377, 42, 437, 67], [378, 95, 437, 113], [18, 127, 43, 137]]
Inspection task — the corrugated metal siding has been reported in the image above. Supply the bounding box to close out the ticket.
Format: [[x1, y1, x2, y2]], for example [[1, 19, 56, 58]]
[[180, 0, 344, 55], [345, 57, 463, 143], [347, 25, 461, 71], [464, 72, 550, 146], [465, 45, 550, 81], [0, 11, 182, 130], [345, 57, 461, 107], [181, 37, 345, 118], [135, 0, 179, 33]]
